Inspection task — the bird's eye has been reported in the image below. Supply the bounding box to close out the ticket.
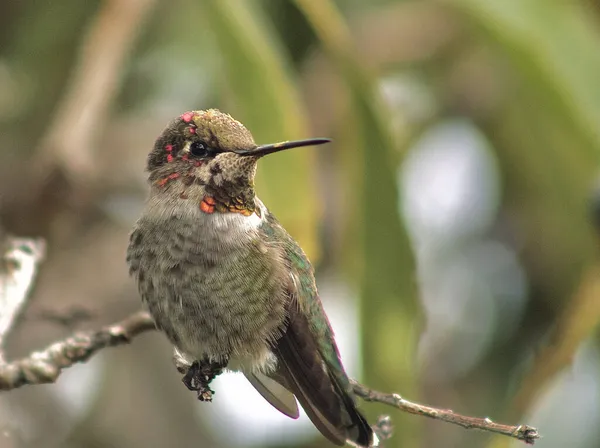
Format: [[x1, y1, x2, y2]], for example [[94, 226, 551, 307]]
[[190, 141, 212, 157]]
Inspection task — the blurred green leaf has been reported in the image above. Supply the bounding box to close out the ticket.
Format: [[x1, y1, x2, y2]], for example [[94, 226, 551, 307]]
[[294, 1, 421, 445], [449, 0, 600, 159], [202, 0, 320, 257], [1, 0, 96, 150], [445, 1, 600, 445], [478, 76, 600, 448]]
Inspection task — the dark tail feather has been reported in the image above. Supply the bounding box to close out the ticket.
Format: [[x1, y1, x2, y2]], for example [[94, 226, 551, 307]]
[[275, 351, 346, 446], [331, 377, 373, 447], [274, 313, 373, 447]]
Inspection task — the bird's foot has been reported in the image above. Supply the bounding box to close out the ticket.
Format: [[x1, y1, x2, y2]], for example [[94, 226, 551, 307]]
[[181, 359, 227, 402], [173, 347, 194, 374]]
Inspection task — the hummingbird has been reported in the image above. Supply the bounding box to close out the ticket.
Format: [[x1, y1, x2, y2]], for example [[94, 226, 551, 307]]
[[126, 109, 374, 447]]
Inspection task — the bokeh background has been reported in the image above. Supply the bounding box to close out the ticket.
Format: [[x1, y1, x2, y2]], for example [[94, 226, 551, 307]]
[[1, 0, 600, 447]]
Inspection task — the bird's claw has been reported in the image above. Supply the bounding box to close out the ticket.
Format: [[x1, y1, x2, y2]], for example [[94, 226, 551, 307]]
[[181, 359, 226, 402]]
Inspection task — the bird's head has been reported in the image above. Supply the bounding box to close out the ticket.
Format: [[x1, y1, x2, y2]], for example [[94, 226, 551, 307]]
[[146, 109, 329, 215]]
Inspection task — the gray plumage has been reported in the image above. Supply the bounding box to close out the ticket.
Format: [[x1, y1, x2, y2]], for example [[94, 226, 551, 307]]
[[127, 109, 374, 447], [128, 196, 287, 371]]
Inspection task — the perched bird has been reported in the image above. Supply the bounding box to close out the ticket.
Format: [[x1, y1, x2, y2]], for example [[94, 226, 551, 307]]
[[127, 109, 373, 447]]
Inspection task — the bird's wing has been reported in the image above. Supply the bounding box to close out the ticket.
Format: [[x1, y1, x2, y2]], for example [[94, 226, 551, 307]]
[[259, 209, 373, 447]]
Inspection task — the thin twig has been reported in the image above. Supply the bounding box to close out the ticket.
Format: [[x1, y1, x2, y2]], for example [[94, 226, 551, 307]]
[[351, 380, 540, 445], [0, 237, 46, 364], [0, 311, 155, 390], [0, 309, 540, 445]]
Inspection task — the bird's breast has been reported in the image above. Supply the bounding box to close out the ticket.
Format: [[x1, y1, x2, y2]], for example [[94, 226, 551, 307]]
[[127, 197, 289, 370]]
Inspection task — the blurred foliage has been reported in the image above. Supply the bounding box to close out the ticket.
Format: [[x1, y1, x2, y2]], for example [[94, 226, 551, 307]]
[[202, 0, 320, 258], [291, 0, 420, 440], [1, 1, 600, 448]]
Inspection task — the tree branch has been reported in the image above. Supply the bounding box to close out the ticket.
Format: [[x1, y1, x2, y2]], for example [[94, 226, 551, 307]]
[[351, 380, 540, 445], [0, 309, 540, 445], [0, 311, 154, 390], [0, 237, 46, 364], [34, 0, 158, 183]]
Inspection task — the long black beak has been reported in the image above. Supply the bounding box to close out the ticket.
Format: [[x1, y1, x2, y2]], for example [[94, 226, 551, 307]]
[[233, 138, 331, 157]]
